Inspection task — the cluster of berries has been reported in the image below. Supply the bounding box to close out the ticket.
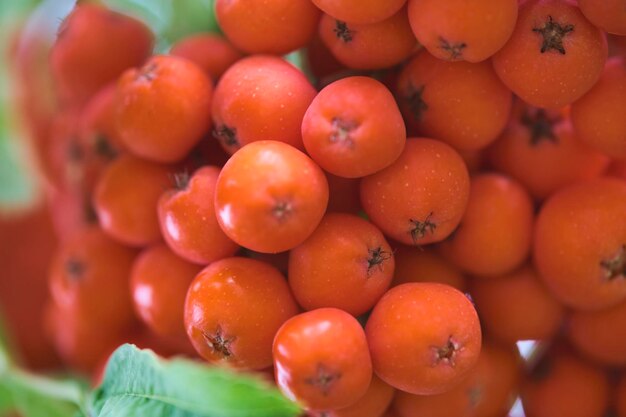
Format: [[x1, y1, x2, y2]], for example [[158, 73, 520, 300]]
[[6, 0, 626, 416]]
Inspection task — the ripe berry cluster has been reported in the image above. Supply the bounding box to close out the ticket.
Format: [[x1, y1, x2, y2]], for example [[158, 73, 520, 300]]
[[7, 0, 626, 416]]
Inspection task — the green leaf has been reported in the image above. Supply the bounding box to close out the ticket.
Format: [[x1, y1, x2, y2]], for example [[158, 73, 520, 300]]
[[0, 310, 87, 417], [3, 371, 85, 417], [90, 345, 300, 417]]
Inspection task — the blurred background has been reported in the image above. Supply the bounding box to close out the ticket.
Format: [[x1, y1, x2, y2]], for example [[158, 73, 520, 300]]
[[0, 0, 223, 372]]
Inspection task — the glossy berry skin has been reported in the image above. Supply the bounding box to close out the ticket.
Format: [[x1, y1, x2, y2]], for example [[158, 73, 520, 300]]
[[215, 0, 321, 55], [396, 50, 512, 151], [184, 257, 299, 370], [301, 76, 406, 178], [214, 141, 329, 253], [439, 173, 534, 277], [492, 0, 607, 109], [488, 103, 610, 200], [393, 341, 521, 417], [360, 138, 470, 246], [311, 0, 407, 24], [578, 0, 626, 35], [365, 283, 482, 395], [50, 3, 153, 106], [170, 34, 243, 81], [130, 245, 202, 339], [158, 166, 239, 265], [308, 375, 395, 417], [288, 213, 395, 316], [571, 57, 626, 159], [407, 0, 518, 62], [319, 10, 417, 71], [470, 265, 564, 345], [273, 308, 372, 411], [49, 227, 137, 328], [93, 155, 175, 247], [211, 56, 316, 154], [533, 178, 626, 310], [115, 55, 213, 163]]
